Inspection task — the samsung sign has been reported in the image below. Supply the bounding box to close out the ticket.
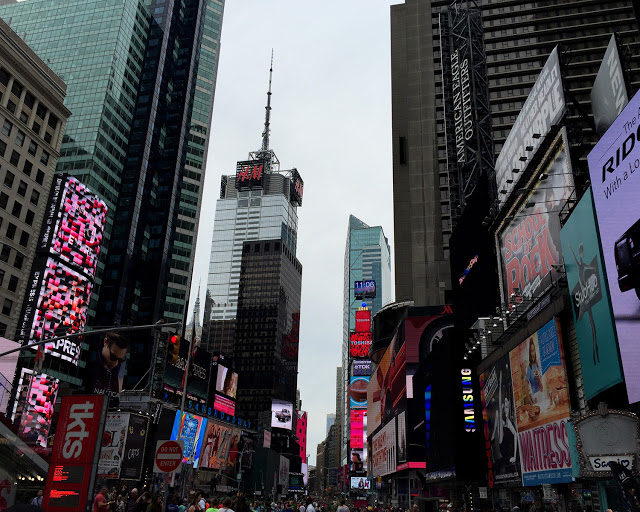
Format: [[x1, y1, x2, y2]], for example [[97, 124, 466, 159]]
[[495, 46, 565, 206]]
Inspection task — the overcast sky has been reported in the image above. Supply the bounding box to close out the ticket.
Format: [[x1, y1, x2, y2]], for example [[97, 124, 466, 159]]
[[188, 0, 399, 466]]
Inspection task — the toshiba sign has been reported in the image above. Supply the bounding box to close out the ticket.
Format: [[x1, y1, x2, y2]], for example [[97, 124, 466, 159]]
[[44, 395, 105, 511]]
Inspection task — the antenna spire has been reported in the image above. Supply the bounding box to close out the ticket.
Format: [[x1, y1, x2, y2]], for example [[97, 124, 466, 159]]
[[261, 50, 274, 151]]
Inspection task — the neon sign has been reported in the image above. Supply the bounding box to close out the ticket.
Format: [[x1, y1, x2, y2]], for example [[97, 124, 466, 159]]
[[461, 369, 476, 432], [459, 254, 478, 285]]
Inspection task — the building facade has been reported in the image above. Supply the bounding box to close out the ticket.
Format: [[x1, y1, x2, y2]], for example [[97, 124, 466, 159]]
[[0, 19, 69, 340]]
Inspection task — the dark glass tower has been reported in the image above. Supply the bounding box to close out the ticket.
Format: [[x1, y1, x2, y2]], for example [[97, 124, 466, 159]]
[[0, 0, 225, 388]]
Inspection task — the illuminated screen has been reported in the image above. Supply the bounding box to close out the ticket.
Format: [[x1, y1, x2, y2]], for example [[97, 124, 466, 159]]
[[12, 368, 58, 447], [215, 363, 238, 399], [199, 423, 242, 471], [271, 399, 294, 430], [170, 411, 207, 467], [236, 159, 266, 189], [355, 310, 371, 333], [353, 360, 371, 376], [350, 477, 371, 490], [47, 489, 82, 509], [350, 410, 364, 449], [349, 376, 369, 409], [52, 465, 85, 484], [349, 332, 372, 358], [354, 280, 376, 299], [213, 394, 235, 416]]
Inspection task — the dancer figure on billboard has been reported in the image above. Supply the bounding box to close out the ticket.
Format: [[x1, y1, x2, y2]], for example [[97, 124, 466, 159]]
[[569, 244, 600, 364], [491, 371, 518, 464], [526, 339, 543, 403]]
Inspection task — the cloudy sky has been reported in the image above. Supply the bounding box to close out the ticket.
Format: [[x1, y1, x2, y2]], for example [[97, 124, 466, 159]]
[[188, 0, 399, 465]]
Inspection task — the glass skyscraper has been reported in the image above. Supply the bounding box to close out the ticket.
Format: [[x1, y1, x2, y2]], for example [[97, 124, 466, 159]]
[[341, 214, 392, 466], [0, 0, 225, 387]]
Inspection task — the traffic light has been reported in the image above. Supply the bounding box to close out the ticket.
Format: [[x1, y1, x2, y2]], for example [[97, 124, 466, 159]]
[[167, 333, 181, 364]]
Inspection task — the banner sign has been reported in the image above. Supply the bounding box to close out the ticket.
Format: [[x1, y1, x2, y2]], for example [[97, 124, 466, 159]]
[[349, 376, 369, 409], [372, 418, 396, 477], [587, 87, 640, 404], [592, 34, 629, 136], [97, 412, 129, 479], [509, 318, 572, 485], [495, 46, 565, 206], [120, 414, 149, 480], [560, 189, 623, 399]]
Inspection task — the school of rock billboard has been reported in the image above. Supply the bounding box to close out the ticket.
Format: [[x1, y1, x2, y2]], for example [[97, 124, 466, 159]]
[[510, 318, 572, 485], [499, 129, 574, 302], [587, 88, 640, 404], [560, 189, 624, 399], [495, 46, 566, 207]]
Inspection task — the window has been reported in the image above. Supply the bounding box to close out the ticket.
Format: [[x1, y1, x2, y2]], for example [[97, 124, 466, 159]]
[[17, 180, 26, 197], [22, 160, 32, 176], [8, 275, 17, 292], [1, 120, 12, 136], [0, 140, 6, 158], [30, 190, 40, 206], [19, 111, 28, 124], [47, 114, 58, 129], [36, 104, 46, 120], [0, 323, 6, 336], [0, 269, 4, 286], [0, 245, 9, 263], [11, 201, 22, 218], [40, 151, 49, 166], [0, 192, 8, 209], [35, 170, 44, 185], [9, 150, 20, 167], [5, 223, 15, 240], [28, 141, 37, 156], [18, 231, 29, 247], [24, 92, 35, 109], [25, 210, 34, 226], [11, 80, 23, 98], [2, 299, 12, 316], [13, 252, 23, 270], [32, 121, 41, 135], [15, 130, 25, 147], [6, 100, 16, 114], [4, 171, 14, 188]]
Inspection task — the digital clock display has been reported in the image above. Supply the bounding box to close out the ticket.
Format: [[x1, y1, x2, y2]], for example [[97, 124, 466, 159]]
[[52, 465, 85, 484]]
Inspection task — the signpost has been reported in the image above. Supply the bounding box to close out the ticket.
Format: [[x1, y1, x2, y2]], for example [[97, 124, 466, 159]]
[[153, 440, 184, 474]]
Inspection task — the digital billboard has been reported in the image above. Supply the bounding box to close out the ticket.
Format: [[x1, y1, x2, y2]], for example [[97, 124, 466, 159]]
[[587, 88, 640, 404], [290, 169, 304, 206], [350, 477, 371, 490], [353, 360, 371, 376], [297, 411, 308, 460], [214, 362, 238, 399], [355, 309, 371, 333], [509, 318, 572, 485], [271, 399, 293, 430], [11, 368, 59, 447], [349, 376, 369, 409], [479, 354, 521, 487], [560, 189, 624, 399], [499, 129, 574, 302], [350, 410, 365, 449], [119, 414, 149, 480], [495, 46, 565, 207], [349, 331, 372, 358], [279, 455, 291, 487], [354, 280, 376, 299], [199, 422, 242, 471], [591, 34, 629, 136], [372, 418, 396, 477], [236, 159, 266, 190], [170, 410, 208, 467], [97, 412, 130, 479]]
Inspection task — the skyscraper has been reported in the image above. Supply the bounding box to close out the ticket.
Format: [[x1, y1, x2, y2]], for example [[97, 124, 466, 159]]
[[0, 0, 226, 387], [341, 215, 391, 467]]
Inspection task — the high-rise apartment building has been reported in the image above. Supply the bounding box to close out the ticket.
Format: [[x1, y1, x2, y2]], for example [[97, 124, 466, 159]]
[[391, 0, 640, 306], [341, 215, 391, 466], [0, 0, 226, 388], [0, 19, 69, 340]]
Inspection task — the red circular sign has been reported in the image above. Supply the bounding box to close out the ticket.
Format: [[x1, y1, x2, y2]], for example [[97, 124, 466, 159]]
[[155, 441, 182, 473]]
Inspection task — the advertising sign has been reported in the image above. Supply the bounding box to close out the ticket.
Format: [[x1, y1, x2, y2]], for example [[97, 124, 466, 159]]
[[592, 34, 629, 136], [499, 130, 574, 302], [350, 477, 371, 490], [43, 395, 105, 512], [199, 423, 241, 471], [279, 456, 290, 487], [355, 309, 372, 333], [509, 318, 572, 485], [297, 411, 307, 460], [353, 360, 371, 376], [120, 414, 149, 480], [350, 376, 369, 409], [479, 354, 521, 486], [587, 88, 640, 404], [290, 169, 304, 206], [271, 399, 293, 430], [236, 159, 266, 190], [97, 412, 130, 479], [170, 411, 208, 467], [214, 362, 238, 399], [349, 332, 372, 358], [495, 46, 566, 206], [350, 410, 365, 449], [560, 189, 624, 399], [0, 467, 16, 510], [372, 418, 396, 477], [354, 280, 376, 299]]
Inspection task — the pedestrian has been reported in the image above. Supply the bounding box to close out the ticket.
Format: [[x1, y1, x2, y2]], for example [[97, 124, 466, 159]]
[[219, 497, 235, 512], [31, 489, 44, 508], [115, 495, 126, 512], [305, 498, 316, 512], [94, 485, 112, 512], [125, 489, 140, 512], [207, 497, 219, 512], [188, 493, 203, 512], [337, 500, 349, 512], [147, 495, 163, 512]]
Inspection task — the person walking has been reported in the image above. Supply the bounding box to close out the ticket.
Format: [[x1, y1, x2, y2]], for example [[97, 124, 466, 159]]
[[337, 500, 349, 512], [31, 489, 44, 508], [94, 485, 112, 512], [305, 498, 316, 512]]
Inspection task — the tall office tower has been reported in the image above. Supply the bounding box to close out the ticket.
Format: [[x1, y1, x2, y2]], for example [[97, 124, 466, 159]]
[[0, 0, 226, 387], [341, 215, 391, 467], [204, 62, 303, 358], [326, 413, 336, 437], [0, 19, 70, 340], [233, 238, 302, 426], [391, 0, 639, 306]]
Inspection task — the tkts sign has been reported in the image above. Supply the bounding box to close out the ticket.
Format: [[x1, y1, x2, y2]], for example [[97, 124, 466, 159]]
[[236, 160, 266, 190]]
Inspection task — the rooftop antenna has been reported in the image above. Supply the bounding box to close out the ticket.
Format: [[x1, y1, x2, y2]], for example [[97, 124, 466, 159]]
[[261, 50, 274, 152]]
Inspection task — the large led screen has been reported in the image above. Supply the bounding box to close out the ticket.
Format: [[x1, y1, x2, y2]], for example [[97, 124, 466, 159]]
[[587, 88, 640, 404], [199, 423, 242, 471], [170, 411, 208, 467], [350, 477, 371, 490], [236, 159, 266, 190], [214, 363, 238, 399], [499, 130, 574, 303], [560, 189, 624, 399], [11, 369, 58, 447], [349, 332, 372, 358], [271, 399, 293, 430], [355, 309, 371, 333], [353, 360, 371, 376], [349, 376, 369, 409], [509, 318, 572, 485]]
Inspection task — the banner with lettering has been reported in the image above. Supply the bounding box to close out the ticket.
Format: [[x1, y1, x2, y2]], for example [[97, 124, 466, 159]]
[[97, 412, 130, 478], [120, 414, 149, 480], [509, 318, 572, 485]]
